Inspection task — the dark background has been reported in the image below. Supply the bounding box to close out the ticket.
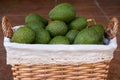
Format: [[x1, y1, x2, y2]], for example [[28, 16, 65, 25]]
[[0, 0, 120, 80]]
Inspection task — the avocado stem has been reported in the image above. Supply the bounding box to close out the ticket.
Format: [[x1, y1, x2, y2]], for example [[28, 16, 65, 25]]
[[87, 18, 96, 25]]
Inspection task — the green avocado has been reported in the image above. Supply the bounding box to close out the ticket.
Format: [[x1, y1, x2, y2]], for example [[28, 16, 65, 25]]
[[26, 21, 45, 32], [49, 36, 70, 44], [25, 13, 48, 26], [69, 16, 87, 30], [11, 26, 35, 44], [74, 24, 104, 44], [90, 24, 105, 42], [49, 3, 76, 23], [46, 20, 68, 37], [65, 29, 79, 44], [35, 29, 51, 44]]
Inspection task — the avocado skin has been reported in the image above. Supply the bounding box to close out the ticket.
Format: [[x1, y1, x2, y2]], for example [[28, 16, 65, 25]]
[[49, 3, 76, 23], [74, 24, 104, 44]]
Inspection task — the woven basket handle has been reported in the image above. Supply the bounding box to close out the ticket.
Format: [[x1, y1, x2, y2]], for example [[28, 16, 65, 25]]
[[2, 16, 13, 38], [105, 17, 119, 39]]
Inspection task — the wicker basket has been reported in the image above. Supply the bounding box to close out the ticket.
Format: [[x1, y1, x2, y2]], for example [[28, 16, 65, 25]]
[[2, 16, 119, 80]]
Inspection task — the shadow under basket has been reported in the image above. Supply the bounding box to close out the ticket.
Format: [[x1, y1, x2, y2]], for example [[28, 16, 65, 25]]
[[2, 16, 119, 80]]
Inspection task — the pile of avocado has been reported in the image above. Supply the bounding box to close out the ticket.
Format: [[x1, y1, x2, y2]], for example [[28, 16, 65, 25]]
[[11, 3, 105, 44]]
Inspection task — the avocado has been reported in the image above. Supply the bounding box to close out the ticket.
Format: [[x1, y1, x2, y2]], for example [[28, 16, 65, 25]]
[[11, 26, 35, 44], [49, 36, 70, 44], [46, 20, 68, 37], [25, 13, 48, 26], [49, 3, 76, 23], [35, 29, 51, 44], [74, 24, 104, 44], [69, 16, 87, 30], [26, 21, 45, 32], [65, 29, 79, 44]]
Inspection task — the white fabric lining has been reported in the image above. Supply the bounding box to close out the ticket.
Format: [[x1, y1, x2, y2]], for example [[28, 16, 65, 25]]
[[4, 26, 117, 65]]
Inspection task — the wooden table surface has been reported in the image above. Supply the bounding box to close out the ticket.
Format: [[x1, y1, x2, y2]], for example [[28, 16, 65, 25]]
[[0, 0, 120, 80]]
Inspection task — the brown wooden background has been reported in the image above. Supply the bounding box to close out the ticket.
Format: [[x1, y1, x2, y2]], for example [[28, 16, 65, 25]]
[[0, 0, 120, 80]]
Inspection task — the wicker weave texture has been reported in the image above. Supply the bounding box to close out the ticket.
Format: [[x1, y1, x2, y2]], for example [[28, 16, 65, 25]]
[[12, 61, 109, 80]]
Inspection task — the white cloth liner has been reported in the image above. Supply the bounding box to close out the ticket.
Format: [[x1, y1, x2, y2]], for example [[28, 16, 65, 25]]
[[4, 26, 117, 65]]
